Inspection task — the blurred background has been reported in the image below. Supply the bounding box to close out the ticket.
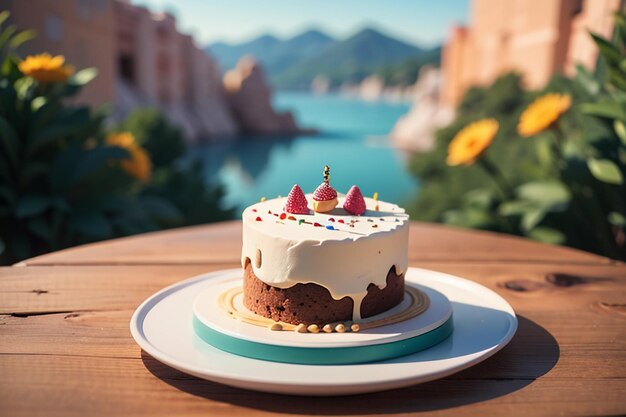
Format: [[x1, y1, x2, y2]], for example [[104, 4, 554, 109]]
[[0, 0, 624, 264]]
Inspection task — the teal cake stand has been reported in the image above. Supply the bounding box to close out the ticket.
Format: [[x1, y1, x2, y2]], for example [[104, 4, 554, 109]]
[[192, 278, 453, 365]]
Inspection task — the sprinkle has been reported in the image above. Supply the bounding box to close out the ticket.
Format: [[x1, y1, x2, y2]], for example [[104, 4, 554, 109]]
[[338, 219, 345, 224], [375, 204, 379, 211], [252, 209, 257, 212], [373, 192, 378, 201], [367, 219, 374, 222], [268, 210, 272, 214], [326, 225, 335, 230], [279, 213, 287, 220], [372, 224, 378, 228], [273, 213, 279, 217], [313, 222, 323, 227], [261, 197, 267, 202], [395, 218, 399, 222], [255, 217, 262, 221], [328, 218, 335, 222], [380, 218, 384, 221], [298, 219, 305, 225], [349, 224, 355, 228], [288, 215, 296, 221]]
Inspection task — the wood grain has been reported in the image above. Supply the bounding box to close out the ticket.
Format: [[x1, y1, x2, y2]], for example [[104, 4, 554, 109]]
[[1, 221, 625, 416]]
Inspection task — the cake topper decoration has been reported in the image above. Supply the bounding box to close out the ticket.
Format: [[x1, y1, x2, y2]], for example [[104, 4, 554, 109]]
[[343, 185, 366, 215], [313, 165, 338, 213], [284, 184, 309, 214]]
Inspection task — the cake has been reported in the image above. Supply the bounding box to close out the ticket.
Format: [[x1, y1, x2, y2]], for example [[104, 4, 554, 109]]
[[240, 169, 410, 330]]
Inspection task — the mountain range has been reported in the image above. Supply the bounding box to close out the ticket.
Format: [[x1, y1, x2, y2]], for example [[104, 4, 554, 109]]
[[205, 28, 440, 90]]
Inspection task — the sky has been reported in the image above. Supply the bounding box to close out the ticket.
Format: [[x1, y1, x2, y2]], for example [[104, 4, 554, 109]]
[[132, 0, 469, 47]]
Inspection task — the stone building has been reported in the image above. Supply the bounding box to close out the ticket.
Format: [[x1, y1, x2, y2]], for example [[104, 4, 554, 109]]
[[441, 0, 623, 107], [2, 0, 300, 142]]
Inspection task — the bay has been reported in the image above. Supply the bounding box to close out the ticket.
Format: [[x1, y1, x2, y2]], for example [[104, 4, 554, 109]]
[[188, 92, 418, 212]]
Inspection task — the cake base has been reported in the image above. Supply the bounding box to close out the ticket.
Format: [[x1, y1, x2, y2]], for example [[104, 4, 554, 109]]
[[243, 262, 404, 325]]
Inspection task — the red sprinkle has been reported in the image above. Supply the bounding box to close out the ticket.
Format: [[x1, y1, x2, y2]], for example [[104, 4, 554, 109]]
[[313, 222, 322, 227], [252, 209, 257, 212], [328, 218, 335, 222], [268, 210, 272, 214], [279, 213, 287, 220], [338, 219, 345, 224], [255, 217, 262, 222], [288, 216, 296, 220]]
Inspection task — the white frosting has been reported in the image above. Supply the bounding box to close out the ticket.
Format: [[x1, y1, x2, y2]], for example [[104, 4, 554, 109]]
[[241, 194, 410, 320]]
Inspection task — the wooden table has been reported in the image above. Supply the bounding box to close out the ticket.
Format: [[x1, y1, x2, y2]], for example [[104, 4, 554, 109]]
[[1, 221, 625, 416]]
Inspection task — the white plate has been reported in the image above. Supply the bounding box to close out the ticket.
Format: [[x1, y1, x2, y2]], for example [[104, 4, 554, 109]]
[[131, 267, 517, 396]]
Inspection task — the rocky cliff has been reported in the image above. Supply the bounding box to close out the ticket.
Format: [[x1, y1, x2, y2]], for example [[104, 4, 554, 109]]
[[390, 66, 454, 152], [223, 56, 301, 136]]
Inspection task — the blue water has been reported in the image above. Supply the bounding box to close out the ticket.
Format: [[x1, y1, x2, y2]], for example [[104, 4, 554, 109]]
[[188, 92, 418, 212]]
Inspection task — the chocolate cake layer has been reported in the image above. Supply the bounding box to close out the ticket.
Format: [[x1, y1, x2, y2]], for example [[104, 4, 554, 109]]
[[242, 261, 404, 325]]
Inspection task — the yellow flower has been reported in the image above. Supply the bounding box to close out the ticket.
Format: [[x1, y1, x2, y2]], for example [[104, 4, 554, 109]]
[[18, 53, 74, 83], [517, 93, 571, 137], [447, 119, 499, 166], [106, 133, 152, 182]]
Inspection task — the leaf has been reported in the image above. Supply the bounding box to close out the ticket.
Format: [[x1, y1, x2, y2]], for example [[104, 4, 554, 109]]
[[527, 227, 566, 245], [15, 195, 50, 218], [587, 158, 624, 185], [28, 107, 91, 154], [8, 29, 36, 49], [27, 217, 53, 242], [50, 147, 82, 191], [521, 206, 548, 231], [71, 146, 130, 184], [443, 206, 492, 229], [463, 188, 495, 208], [615, 120, 626, 146], [0, 11, 9, 29], [590, 32, 622, 65], [516, 181, 571, 208], [70, 68, 98, 86], [608, 212, 626, 226], [575, 64, 600, 95], [498, 200, 535, 216], [0, 25, 17, 49], [580, 101, 626, 122], [0, 115, 19, 173], [139, 196, 184, 226], [69, 211, 113, 239]]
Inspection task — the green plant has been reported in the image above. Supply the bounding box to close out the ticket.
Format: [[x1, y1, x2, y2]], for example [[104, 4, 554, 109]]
[[408, 13, 626, 260], [0, 14, 233, 264], [116, 108, 235, 224], [117, 108, 185, 169]]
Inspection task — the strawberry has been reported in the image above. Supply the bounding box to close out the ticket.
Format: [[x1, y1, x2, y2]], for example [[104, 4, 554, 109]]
[[284, 184, 309, 214], [312, 182, 337, 201], [343, 185, 366, 215]]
